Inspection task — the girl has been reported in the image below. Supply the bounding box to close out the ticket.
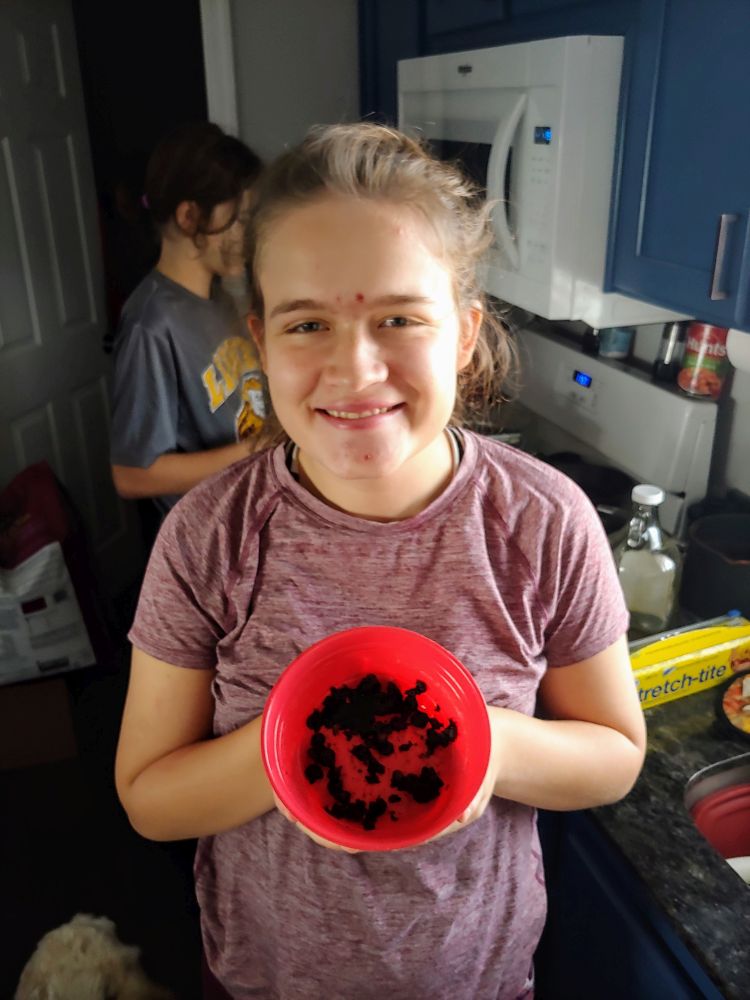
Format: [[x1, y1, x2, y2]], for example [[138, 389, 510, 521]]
[[109, 122, 266, 516], [115, 123, 646, 1000]]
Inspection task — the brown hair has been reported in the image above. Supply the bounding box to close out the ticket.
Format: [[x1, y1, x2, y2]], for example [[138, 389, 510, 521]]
[[144, 122, 263, 240], [246, 122, 517, 445]]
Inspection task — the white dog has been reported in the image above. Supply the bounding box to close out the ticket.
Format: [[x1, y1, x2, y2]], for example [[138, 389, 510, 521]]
[[15, 913, 175, 1000]]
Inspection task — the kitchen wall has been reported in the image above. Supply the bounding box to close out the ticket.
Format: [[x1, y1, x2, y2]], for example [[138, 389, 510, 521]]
[[717, 370, 750, 496], [632, 324, 749, 497], [230, 0, 360, 162]]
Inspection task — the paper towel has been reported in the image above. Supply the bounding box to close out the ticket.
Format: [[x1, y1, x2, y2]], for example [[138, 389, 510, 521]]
[[727, 328, 750, 375]]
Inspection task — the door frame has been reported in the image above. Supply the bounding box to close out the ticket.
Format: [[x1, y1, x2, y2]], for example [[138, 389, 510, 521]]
[[199, 0, 239, 135]]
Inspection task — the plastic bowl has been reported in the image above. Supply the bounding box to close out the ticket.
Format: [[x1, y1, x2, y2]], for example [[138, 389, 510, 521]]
[[690, 782, 750, 859], [261, 625, 491, 851]]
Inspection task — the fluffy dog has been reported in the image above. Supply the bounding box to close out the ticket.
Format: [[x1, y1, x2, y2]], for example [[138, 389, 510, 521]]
[[15, 913, 175, 1000]]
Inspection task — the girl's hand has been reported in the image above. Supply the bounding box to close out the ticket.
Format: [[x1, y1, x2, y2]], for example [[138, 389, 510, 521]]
[[273, 792, 361, 853]]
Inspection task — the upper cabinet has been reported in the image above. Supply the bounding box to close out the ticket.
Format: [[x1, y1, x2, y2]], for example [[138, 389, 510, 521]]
[[424, 1, 507, 36], [358, 0, 421, 124], [607, 0, 750, 330], [511, 0, 591, 14]]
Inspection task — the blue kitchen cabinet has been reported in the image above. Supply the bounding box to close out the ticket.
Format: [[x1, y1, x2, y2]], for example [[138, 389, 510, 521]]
[[510, 0, 590, 14], [536, 811, 725, 999], [360, 1, 636, 120], [423, 0, 635, 54], [358, 0, 421, 124], [424, 1, 507, 36], [607, 0, 750, 330]]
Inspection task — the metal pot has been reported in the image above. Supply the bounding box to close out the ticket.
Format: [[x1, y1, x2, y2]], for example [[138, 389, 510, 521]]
[[543, 452, 635, 509], [681, 514, 750, 617], [543, 452, 635, 546]]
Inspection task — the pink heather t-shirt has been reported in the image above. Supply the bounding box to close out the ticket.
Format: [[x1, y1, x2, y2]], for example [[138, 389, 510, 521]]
[[130, 430, 628, 1000]]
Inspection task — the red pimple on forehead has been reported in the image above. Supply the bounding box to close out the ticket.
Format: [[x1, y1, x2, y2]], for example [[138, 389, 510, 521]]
[[355, 293, 364, 302]]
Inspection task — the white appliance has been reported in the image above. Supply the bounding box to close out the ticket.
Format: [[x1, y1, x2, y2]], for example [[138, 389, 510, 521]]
[[515, 325, 718, 536], [398, 36, 687, 328]]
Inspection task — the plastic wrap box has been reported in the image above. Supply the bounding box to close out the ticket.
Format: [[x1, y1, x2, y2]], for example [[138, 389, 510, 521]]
[[630, 617, 750, 710]]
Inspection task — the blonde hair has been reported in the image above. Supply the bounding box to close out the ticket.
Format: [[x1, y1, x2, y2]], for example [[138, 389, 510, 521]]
[[246, 123, 517, 446]]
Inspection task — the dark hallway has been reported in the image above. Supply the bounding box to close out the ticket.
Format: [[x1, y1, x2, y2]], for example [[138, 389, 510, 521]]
[[1, 590, 202, 999]]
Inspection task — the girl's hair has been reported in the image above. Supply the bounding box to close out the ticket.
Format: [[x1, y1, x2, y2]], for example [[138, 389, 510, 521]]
[[246, 122, 517, 445], [144, 122, 263, 238]]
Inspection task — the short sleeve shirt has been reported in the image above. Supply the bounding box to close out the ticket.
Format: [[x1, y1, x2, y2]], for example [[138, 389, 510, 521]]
[[109, 271, 266, 512], [130, 431, 628, 1000]]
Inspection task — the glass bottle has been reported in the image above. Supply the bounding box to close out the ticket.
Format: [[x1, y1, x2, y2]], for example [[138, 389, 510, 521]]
[[613, 485, 683, 639], [581, 326, 600, 355], [652, 321, 686, 383]]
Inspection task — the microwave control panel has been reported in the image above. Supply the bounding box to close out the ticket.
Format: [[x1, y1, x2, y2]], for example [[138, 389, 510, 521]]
[[519, 91, 558, 279]]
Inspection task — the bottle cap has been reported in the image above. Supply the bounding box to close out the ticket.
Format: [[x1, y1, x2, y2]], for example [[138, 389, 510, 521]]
[[632, 484, 665, 506]]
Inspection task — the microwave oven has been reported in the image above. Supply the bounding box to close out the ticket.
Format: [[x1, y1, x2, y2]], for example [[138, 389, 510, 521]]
[[398, 36, 686, 328]]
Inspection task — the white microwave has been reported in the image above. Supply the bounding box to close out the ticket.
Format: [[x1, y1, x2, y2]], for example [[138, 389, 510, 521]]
[[398, 36, 687, 328]]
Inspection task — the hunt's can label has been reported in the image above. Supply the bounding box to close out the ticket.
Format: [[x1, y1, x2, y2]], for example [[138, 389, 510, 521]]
[[677, 324, 729, 399]]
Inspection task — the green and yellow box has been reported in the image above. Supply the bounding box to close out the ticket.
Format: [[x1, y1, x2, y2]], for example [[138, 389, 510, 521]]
[[630, 617, 750, 710]]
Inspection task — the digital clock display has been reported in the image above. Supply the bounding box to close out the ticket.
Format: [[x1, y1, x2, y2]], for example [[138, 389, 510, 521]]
[[573, 369, 593, 388], [534, 126, 553, 145]]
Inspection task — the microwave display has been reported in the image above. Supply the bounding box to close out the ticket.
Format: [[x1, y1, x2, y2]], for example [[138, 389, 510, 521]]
[[534, 126, 553, 145]]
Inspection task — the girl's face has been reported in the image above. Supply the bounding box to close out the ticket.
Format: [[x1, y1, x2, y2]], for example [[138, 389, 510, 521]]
[[254, 194, 480, 512]]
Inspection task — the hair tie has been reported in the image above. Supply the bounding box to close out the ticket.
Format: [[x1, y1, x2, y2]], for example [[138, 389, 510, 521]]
[[141, 194, 150, 210]]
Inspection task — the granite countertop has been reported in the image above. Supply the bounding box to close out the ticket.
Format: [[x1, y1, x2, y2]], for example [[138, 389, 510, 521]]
[[593, 688, 750, 999]]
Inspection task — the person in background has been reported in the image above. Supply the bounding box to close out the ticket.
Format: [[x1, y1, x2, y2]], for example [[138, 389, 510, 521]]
[[109, 122, 265, 517], [115, 123, 646, 1000]]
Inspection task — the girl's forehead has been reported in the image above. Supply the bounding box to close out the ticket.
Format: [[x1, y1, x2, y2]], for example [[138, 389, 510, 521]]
[[255, 196, 460, 314], [259, 194, 447, 272], [270, 193, 429, 238]]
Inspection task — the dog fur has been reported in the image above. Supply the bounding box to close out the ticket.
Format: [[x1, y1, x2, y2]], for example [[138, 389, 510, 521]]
[[15, 913, 175, 1000]]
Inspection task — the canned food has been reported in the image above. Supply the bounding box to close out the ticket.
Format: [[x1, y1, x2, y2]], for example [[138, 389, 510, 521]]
[[599, 326, 634, 359], [677, 324, 729, 399]]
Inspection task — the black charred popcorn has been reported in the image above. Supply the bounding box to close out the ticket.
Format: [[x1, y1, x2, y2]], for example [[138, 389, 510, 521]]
[[425, 720, 458, 756], [391, 766, 444, 804], [307, 732, 336, 768], [351, 742, 386, 784], [303, 674, 458, 830], [304, 763, 324, 784]]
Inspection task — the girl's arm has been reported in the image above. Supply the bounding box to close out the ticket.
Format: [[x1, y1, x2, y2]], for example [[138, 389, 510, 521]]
[[111, 440, 252, 500], [489, 635, 646, 810], [115, 648, 274, 841]]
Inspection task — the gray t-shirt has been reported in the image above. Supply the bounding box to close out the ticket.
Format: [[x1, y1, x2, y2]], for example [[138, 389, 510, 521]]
[[130, 431, 629, 1000], [110, 271, 265, 512]]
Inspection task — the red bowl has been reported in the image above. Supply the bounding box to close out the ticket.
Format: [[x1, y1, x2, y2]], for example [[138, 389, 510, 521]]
[[261, 626, 491, 851], [690, 783, 750, 859]]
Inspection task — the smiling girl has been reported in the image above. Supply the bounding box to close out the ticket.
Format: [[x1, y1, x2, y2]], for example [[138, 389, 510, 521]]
[[115, 124, 645, 1000]]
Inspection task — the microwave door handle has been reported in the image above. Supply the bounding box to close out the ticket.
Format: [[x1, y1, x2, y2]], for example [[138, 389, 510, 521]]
[[486, 92, 527, 271]]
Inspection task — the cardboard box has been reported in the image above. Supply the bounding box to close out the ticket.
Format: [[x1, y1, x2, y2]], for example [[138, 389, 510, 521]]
[[630, 617, 750, 710]]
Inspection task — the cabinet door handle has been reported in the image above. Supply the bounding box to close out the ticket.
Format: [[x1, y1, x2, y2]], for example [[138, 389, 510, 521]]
[[709, 213, 737, 300]]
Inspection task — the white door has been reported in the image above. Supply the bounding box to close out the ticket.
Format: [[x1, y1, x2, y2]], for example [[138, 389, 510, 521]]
[[0, 0, 144, 597]]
